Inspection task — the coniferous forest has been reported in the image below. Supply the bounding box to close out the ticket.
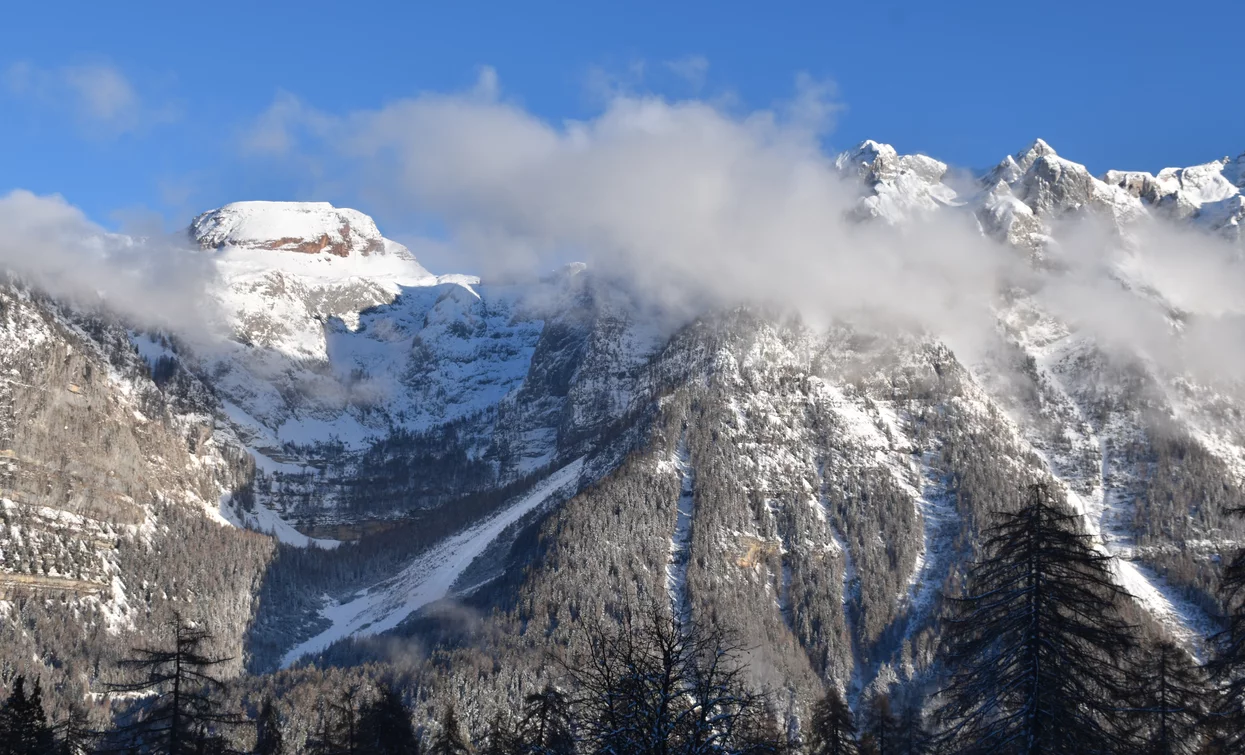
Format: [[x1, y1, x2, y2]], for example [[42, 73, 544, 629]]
[[4, 483, 1244, 754]]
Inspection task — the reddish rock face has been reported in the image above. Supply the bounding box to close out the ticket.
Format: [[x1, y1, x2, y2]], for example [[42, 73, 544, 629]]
[[254, 222, 385, 257]]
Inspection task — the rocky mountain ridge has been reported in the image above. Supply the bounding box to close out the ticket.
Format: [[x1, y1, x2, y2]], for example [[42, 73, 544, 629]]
[[2, 137, 1244, 726]]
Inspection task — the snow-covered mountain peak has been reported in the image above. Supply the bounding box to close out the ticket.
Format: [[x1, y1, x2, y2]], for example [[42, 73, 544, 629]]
[[1013, 144, 1141, 224], [972, 140, 1147, 250], [191, 201, 391, 258], [1101, 153, 1244, 235], [835, 140, 899, 178], [194, 199, 437, 359], [983, 139, 1059, 186], [1225, 152, 1245, 189], [835, 140, 950, 184], [834, 141, 957, 223], [1015, 138, 1058, 171]]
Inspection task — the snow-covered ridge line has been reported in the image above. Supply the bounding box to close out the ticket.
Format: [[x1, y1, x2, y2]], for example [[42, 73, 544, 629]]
[[280, 457, 585, 667], [835, 136, 1243, 241]]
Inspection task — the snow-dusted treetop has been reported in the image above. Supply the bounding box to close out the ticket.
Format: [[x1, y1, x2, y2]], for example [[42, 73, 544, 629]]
[[191, 201, 388, 257]]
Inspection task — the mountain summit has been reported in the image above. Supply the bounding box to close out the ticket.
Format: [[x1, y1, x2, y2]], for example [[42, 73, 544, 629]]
[[191, 201, 390, 257]]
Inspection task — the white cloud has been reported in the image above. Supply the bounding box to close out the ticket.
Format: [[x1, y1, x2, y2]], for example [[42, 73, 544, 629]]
[[235, 69, 1245, 383], [1036, 214, 1245, 375], [62, 65, 141, 125], [472, 65, 501, 101], [664, 55, 709, 90], [2, 61, 177, 136], [242, 73, 987, 332], [0, 190, 221, 337], [785, 72, 846, 136], [241, 90, 312, 155], [583, 59, 649, 102], [3, 60, 1237, 393]]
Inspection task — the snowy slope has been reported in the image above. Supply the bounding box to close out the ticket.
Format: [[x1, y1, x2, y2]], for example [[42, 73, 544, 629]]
[[280, 457, 584, 667]]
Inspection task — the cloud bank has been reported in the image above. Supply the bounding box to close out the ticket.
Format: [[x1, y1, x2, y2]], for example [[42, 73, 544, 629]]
[[241, 70, 1010, 348], [0, 190, 219, 337], [0, 63, 1241, 388], [249, 72, 985, 308], [241, 68, 1245, 380]]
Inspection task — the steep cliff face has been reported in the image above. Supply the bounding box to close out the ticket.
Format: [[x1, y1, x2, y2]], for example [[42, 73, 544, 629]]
[[4, 140, 1245, 721], [0, 279, 273, 713]]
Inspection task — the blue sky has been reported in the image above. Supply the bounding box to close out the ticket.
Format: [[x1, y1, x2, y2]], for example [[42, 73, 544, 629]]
[[2, 0, 1241, 240]]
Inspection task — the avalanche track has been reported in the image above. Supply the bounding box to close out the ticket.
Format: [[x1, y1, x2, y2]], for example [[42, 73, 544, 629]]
[[281, 457, 585, 667]]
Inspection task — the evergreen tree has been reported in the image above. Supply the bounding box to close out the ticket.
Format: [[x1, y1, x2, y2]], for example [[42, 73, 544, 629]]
[[1124, 640, 1207, 755], [253, 698, 284, 755], [305, 710, 337, 755], [1, 676, 56, 755], [892, 701, 930, 755], [428, 706, 473, 755], [53, 702, 97, 755], [513, 686, 573, 755], [807, 687, 858, 755], [934, 483, 1136, 754], [188, 729, 229, 754], [309, 686, 363, 755], [102, 613, 243, 755], [1210, 512, 1245, 752], [479, 714, 517, 755], [358, 685, 420, 755], [859, 693, 898, 755]]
